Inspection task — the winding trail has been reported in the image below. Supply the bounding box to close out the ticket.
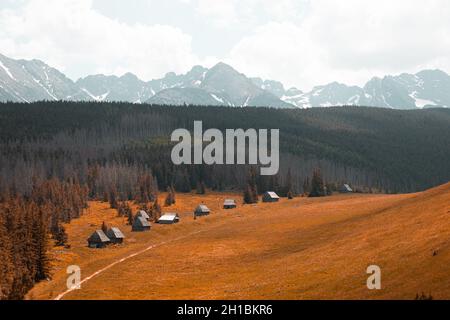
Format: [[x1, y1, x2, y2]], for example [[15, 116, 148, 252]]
[[54, 230, 206, 300]]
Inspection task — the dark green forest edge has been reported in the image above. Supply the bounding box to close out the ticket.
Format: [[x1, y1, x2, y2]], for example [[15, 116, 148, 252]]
[[1, 101, 450, 299], [1, 101, 449, 194]]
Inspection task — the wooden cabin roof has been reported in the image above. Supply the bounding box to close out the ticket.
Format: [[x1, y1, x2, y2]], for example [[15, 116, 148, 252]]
[[88, 230, 110, 243], [106, 227, 125, 239], [133, 216, 151, 227]]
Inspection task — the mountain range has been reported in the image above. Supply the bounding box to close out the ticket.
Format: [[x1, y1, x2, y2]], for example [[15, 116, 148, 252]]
[[1, 53, 449, 109]]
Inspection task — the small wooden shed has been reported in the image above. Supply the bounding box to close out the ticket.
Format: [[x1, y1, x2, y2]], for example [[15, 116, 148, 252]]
[[194, 204, 210, 217], [132, 216, 151, 232], [157, 213, 180, 224], [340, 184, 353, 193], [87, 230, 111, 248], [136, 210, 150, 221], [262, 191, 280, 203], [223, 199, 237, 209], [106, 227, 125, 244]]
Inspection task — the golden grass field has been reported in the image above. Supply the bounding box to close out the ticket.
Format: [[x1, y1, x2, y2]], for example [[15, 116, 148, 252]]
[[28, 183, 450, 300]]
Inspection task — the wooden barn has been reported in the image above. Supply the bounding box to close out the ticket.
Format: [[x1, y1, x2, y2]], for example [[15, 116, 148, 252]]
[[157, 213, 180, 224], [194, 204, 210, 217], [132, 216, 151, 232], [87, 230, 111, 248], [136, 210, 150, 220], [262, 191, 280, 203], [106, 227, 125, 244], [223, 199, 237, 209], [339, 184, 353, 193]]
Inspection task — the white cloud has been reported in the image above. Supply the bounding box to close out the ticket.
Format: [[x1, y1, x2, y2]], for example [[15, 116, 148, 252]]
[[2, 0, 450, 90], [192, 0, 308, 29], [227, 0, 450, 90], [194, 0, 240, 28], [227, 22, 326, 90], [0, 0, 200, 80]]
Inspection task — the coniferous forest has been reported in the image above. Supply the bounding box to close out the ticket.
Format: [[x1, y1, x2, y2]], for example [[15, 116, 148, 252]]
[[1, 101, 450, 299]]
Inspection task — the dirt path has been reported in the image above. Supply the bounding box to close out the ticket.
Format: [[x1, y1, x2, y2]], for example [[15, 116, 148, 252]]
[[54, 230, 206, 300]]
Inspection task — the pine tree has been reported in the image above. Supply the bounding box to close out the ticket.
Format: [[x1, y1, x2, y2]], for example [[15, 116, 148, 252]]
[[0, 212, 14, 300], [303, 177, 310, 195], [102, 190, 109, 203], [33, 209, 50, 281], [123, 202, 132, 218], [247, 168, 259, 203], [117, 201, 125, 217], [87, 164, 99, 199], [101, 221, 108, 234], [309, 168, 326, 197], [54, 223, 68, 247], [243, 184, 254, 204], [139, 202, 150, 213], [109, 187, 118, 209], [170, 185, 176, 204], [164, 186, 176, 206], [285, 168, 294, 198], [127, 210, 134, 226], [152, 198, 162, 222], [196, 181, 206, 195]]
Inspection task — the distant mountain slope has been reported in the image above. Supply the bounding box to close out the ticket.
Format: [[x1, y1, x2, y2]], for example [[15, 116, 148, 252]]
[[1, 53, 291, 107], [147, 62, 292, 108], [2, 52, 450, 109], [147, 87, 228, 106], [279, 70, 450, 109], [76, 73, 154, 103], [0, 54, 90, 102]]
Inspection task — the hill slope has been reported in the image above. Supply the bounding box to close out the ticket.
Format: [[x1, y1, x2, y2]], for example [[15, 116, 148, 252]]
[[29, 183, 450, 300]]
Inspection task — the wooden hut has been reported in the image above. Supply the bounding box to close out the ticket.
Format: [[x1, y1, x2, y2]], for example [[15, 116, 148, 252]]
[[87, 230, 110, 248], [194, 204, 210, 217], [132, 216, 151, 232], [262, 191, 280, 203], [339, 184, 353, 193], [106, 227, 125, 244], [157, 213, 180, 224], [136, 210, 150, 221], [223, 199, 237, 209]]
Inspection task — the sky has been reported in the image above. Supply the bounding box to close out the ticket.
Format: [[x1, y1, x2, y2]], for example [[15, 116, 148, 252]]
[[1, 0, 450, 91]]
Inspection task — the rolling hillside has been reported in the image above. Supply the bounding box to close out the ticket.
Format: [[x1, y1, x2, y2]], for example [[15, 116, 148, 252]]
[[28, 183, 450, 300]]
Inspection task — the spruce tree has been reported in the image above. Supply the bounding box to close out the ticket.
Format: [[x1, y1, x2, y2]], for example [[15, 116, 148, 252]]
[[101, 221, 108, 234], [0, 213, 14, 299], [164, 186, 176, 206], [243, 184, 255, 204], [33, 210, 50, 281], [109, 187, 118, 209], [285, 168, 294, 198], [54, 223, 68, 247], [309, 168, 326, 197], [196, 181, 206, 195], [127, 211, 134, 226], [152, 198, 162, 221]]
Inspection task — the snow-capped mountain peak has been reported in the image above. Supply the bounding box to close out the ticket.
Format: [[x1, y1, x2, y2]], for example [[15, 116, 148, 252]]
[[1, 53, 450, 109]]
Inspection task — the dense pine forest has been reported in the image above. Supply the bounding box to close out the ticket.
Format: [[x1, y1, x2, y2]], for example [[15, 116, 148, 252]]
[[1, 101, 450, 299], [1, 101, 449, 195]]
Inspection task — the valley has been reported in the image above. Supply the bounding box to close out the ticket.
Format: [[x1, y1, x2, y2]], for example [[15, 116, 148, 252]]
[[28, 183, 450, 300]]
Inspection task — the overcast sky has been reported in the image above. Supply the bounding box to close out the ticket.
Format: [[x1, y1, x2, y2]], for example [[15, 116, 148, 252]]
[[1, 0, 450, 90]]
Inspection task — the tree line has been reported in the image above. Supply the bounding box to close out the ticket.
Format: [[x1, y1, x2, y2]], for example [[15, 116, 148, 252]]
[[0, 178, 88, 300]]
